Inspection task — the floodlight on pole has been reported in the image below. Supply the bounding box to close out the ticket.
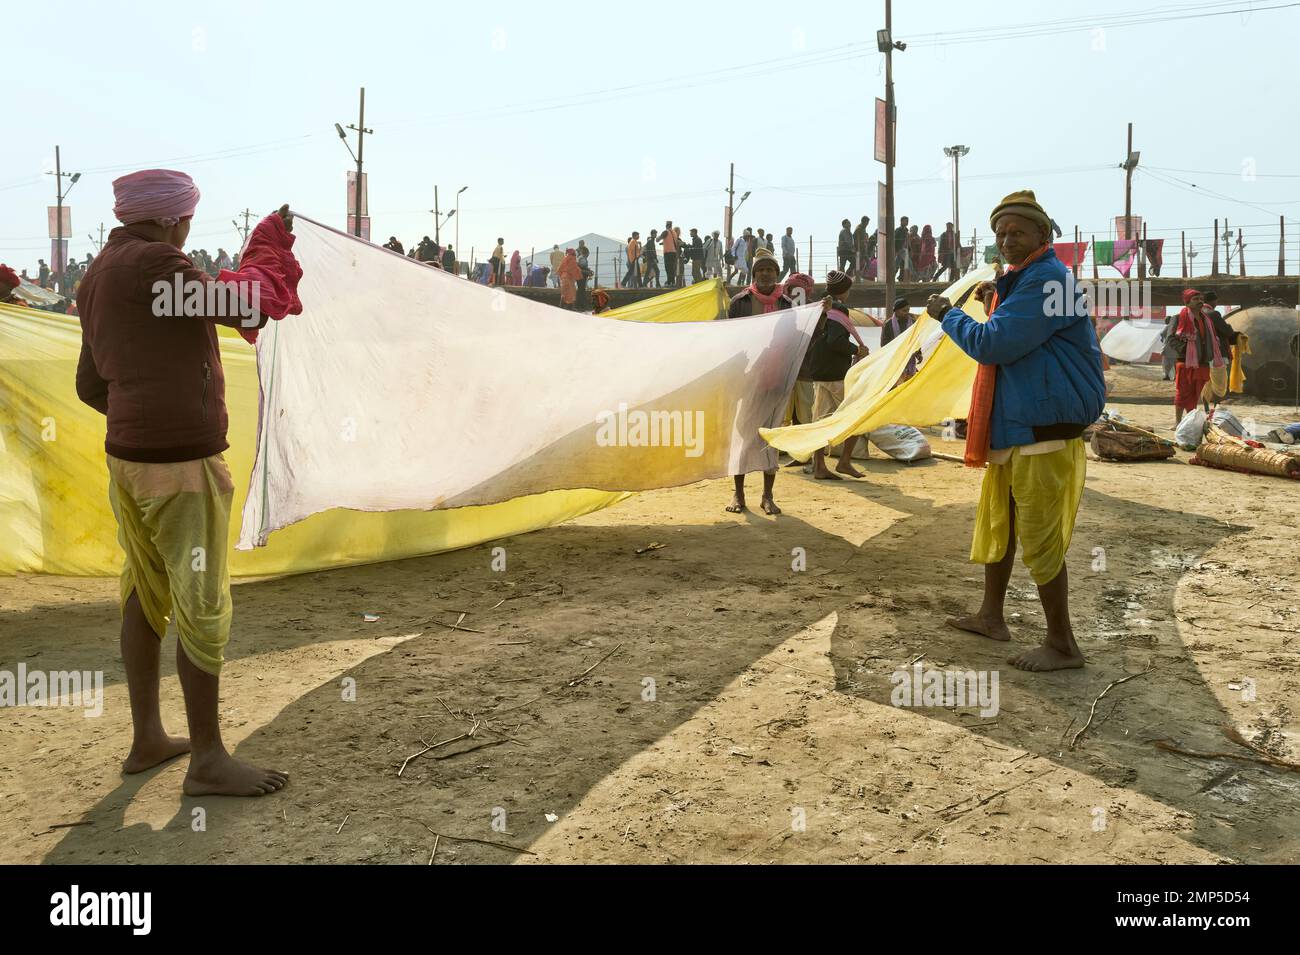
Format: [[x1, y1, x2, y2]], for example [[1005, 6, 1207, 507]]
[[943, 145, 970, 266]]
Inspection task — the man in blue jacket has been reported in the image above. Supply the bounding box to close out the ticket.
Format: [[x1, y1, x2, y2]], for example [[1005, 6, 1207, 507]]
[[925, 190, 1105, 672]]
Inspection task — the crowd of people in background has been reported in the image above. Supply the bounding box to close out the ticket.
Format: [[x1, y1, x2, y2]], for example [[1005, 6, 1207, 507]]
[[4, 212, 973, 315], [5, 243, 244, 314], [375, 212, 974, 301]]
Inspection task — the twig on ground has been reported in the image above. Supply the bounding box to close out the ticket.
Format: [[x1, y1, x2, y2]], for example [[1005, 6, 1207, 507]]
[[422, 826, 536, 855], [1070, 664, 1155, 750], [336, 813, 350, 834], [429, 834, 439, 865], [42, 820, 93, 832], [1153, 740, 1300, 773], [430, 739, 510, 761], [567, 642, 624, 687]]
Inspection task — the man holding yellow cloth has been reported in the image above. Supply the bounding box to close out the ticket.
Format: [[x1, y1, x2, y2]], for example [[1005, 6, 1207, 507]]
[[926, 190, 1106, 672]]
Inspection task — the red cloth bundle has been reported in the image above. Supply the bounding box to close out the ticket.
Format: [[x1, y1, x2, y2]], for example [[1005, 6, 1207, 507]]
[[218, 212, 303, 344]]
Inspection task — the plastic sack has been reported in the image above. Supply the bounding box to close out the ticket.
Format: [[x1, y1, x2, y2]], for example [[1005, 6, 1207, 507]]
[[1175, 409, 1208, 449], [869, 424, 932, 462]]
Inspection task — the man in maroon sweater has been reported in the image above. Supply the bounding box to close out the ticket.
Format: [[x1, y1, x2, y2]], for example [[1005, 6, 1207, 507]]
[[76, 168, 289, 797]]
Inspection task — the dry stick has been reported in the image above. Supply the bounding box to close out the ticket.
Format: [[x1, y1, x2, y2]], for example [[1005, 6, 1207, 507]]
[[423, 825, 536, 855], [435, 696, 460, 720], [1153, 740, 1300, 773], [1070, 664, 1155, 750], [429, 834, 439, 865], [398, 729, 477, 776], [336, 813, 350, 835], [567, 642, 624, 687], [431, 739, 510, 760], [427, 618, 486, 634], [1222, 725, 1300, 770], [43, 820, 93, 831]]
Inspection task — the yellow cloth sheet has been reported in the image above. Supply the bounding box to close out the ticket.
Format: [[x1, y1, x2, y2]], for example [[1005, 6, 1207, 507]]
[[1229, 332, 1250, 393], [761, 266, 995, 460], [108, 453, 233, 674], [970, 438, 1086, 585], [5, 302, 707, 577], [600, 278, 728, 323]]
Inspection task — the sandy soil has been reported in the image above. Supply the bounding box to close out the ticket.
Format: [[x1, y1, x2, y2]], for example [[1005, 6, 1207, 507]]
[[3, 363, 1298, 865]]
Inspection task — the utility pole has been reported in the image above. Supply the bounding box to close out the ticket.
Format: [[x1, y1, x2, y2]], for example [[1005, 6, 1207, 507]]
[[47, 146, 80, 293], [434, 185, 441, 245], [55, 146, 63, 289], [1122, 123, 1138, 242], [232, 208, 253, 245], [879, 1, 905, 312], [944, 145, 969, 277], [726, 162, 735, 255], [336, 87, 372, 238]]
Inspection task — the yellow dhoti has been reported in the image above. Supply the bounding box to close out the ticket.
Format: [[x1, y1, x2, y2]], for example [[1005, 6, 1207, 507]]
[[107, 453, 234, 675], [970, 438, 1086, 586]]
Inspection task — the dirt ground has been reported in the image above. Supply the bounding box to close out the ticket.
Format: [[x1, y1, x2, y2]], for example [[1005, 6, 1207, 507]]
[[3, 362, 1298, 865]]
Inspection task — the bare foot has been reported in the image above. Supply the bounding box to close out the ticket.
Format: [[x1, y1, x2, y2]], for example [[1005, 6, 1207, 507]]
[[1009, 644, 1085, 672], [123, 734, 191, 774], [760, 496, 781, 515], [725, 494, 747, 513], [184, 752, 289, 797], [813, 468, 842, 480], [946, 613, 1011, 642], [836, 460, 865, 478]]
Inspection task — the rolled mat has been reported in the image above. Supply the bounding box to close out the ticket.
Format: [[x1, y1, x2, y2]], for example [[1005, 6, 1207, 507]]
[[1193, 433, 1300, 479]]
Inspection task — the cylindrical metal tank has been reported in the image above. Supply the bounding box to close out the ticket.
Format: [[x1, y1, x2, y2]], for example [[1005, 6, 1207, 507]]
[[1223, 306, 1300, 402]]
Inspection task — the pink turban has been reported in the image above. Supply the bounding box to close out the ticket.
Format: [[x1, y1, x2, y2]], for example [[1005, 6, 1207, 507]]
[[1182, 288, 1201, 305], [112, 169, 201, 226]]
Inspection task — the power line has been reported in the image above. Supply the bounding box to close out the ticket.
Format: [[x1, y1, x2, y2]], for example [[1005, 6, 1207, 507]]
[[906, 0, 1298, 47], [1147, 164, 1300, 179]]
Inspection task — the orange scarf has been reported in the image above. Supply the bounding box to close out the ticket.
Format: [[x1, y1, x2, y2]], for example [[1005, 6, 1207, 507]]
[[963, 244, 1049, 468]]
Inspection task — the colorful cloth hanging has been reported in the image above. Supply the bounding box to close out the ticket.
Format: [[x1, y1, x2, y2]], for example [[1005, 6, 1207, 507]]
[[1052, 241, 1089, 269]]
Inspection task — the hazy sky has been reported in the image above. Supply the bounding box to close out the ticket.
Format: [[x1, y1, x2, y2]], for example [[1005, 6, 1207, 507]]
[[3, 0, 1298, 276]]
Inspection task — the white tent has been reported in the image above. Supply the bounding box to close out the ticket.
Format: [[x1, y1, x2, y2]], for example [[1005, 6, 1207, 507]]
[[525, 233, 626, 288]]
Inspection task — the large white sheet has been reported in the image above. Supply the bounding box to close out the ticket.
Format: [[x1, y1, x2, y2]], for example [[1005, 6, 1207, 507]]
[[238, 216, 819, 549], [1101, 318, 1166, 363]]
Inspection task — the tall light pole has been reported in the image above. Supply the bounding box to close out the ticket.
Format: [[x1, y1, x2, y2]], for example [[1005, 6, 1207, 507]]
[[944, 145, 969, 275], [878, 1, 905, 310], [455, 186, 467, 265], [334, 87, 372, 238], [47, 146, 80, 293]]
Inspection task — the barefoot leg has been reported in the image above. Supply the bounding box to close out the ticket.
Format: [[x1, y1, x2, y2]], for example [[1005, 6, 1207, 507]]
[[177, 639, 288, 797], [812, 449, 841, 480], [120, 592, 191, 773], [726, 474, 747, 512], [1010, 564, 1085, 671], [836, 435, 865, 477], [760, 470, 781, 515], [947, 493, 1016, 642]]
